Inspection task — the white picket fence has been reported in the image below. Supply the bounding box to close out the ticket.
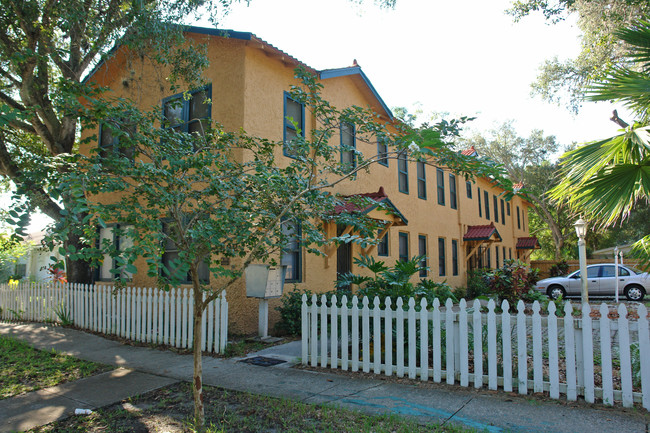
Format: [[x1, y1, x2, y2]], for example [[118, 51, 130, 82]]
[[301, 294, 650, 410], [0, 282, 228, 354]]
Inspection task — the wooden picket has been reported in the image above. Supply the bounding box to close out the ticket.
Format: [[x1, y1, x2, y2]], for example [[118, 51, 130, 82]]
[[301, 294, 650, 410], [0, 282, 228, 354]]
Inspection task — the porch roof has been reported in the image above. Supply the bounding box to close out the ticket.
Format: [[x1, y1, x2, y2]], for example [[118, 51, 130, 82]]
[[516, 236, 541, 250], [463, 222, 502, 242]]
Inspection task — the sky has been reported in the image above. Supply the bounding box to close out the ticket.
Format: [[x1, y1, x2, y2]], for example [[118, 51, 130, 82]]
[[19, 0, 626, 232], [210, 0, 622, 146]]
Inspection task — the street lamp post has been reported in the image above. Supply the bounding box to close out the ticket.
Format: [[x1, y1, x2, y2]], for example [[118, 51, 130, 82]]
[[574, 218, 589, 304]]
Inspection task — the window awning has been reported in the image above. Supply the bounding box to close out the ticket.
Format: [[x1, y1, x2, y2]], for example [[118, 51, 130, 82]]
[[333, 186, 407, 226], [516, 236, 540, 250], [463, 222, 502, 242]]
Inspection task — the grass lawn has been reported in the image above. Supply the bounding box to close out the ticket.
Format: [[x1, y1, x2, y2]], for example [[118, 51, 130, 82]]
[[30, 382, 481, 433], [0, 335, 111, 399]]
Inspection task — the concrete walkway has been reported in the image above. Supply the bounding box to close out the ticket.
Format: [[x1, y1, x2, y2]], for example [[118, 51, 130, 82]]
[[0, 322, 649, 433]]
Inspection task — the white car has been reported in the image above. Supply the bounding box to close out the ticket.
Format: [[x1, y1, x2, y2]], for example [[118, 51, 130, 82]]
[[536, 264, 649, 301]]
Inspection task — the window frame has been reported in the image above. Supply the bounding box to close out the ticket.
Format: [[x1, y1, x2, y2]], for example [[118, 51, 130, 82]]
[[493, 195, 499, 223], [377, 229, 389, 257], [507, 202, 511, 216], [282, 91, 305, 158], [98, 121, 136, 160], [417, 160, 427, 200], [282, 219, 303, 283], [418, 234, 428, 277], [452, 239, 458, 276], [449, 173, 457, 209], [484, 190, 490, 220], [377, 138, 389, 167], [340, 122, 357, 173], [398, 232, 409, 262], [161, 219, 210, 284], [466, 181, 472, 199], [162, 85, 212, 135], [436, 168, 445, 206], [495, 245, 500, 268], [398, 152, 409, 194], [96, 223, 134, 282], [438, 237, 446, 276], [500, 199, 506, 225], [478, 187, 482, 217], [517, 206, 521, 229]]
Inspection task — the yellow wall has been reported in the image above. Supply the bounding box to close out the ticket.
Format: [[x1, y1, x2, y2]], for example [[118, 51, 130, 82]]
[[83, 31, 534, 335]]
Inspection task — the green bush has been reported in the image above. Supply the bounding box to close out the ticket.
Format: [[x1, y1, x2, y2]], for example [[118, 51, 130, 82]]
[[487, 259, 539, 305], [336, 255, 457, 307], [275, 286, 312, 336], [549, 260, 569, 277], [466, 269, 491, 299]]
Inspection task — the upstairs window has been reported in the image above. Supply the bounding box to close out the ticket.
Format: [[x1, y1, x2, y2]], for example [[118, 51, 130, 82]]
[[484, 190, 490, 220], [161, 220, 210, 284], [283, 92, 305, 158], [449, 173, 457, 210], [398, 152, 409, 193], [500, 199, 506, 225], [517, 206, 521, 229], [493, 195, 499, 223], [478, 187, 482, 217], [417, 161, 427, 199], [340, 122, 356, 173], [436, 168, 445, 205], [466, 181, 472, 199], [507, 202, 511, 216], [99, 119, 136, 160], [377, 138, 389, 167], [97, 224, 134, 281], [163, 86, 212, 136], [282, 220, 303, 282]]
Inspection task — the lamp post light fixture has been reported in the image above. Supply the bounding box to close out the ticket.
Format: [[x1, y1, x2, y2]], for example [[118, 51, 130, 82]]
[[574, 218, 589, 304]]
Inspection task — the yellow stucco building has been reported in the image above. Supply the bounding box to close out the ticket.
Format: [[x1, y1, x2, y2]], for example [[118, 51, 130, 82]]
[[83, 27, 537, 334]]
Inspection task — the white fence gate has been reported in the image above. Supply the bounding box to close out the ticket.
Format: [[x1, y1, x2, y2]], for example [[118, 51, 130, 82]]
[[301, 294, 650, 410], [0, 282, 228, 354]]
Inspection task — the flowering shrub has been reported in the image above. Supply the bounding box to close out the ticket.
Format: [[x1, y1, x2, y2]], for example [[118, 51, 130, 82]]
[[487, 259, 539, 304]]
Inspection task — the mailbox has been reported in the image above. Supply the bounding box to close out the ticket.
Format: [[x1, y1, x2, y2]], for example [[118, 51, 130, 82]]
[[245, 264, 286, 299]]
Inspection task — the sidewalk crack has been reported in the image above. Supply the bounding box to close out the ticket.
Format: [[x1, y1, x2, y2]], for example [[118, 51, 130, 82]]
[[301, 382, 382, 404], [441, 396, 473, 426]]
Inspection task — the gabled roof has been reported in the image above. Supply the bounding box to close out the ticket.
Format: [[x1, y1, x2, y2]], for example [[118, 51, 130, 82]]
[[333, 186, 407, 226], [463, 222, 502, 242], [461, 145, 478, 157], [84, 26, 393, 120], [516, 237, 540, 249]]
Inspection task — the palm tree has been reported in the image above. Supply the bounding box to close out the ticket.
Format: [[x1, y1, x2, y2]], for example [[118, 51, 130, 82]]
[[550, 19, 650, 259]]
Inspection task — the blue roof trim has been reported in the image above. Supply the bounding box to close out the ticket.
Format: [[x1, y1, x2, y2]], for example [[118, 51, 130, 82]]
[[319, 67, 393, 120]]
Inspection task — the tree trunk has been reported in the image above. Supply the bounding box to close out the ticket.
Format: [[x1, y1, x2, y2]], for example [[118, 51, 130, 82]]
[[64, 231, 94, 284], [192, 281, 205, 431]]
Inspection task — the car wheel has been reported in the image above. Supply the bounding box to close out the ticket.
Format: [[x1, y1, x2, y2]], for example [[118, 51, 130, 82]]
[[624, 285, 645, 302], [547, 285, 566, 300]]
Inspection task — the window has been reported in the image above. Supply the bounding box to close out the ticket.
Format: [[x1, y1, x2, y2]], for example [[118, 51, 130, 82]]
[[509, 248, 512, 260], [162, 220, 209, 283], [282, 220, 302, 282], [398, 232, 409, 262], [466, 181, 472, 199], [452, 240, 458, 276], [484, 190, 490, 220], [437, 168, 445, 205], [377, 230, 389, 257], [619, 266, 631, 277], [495, 246, 500, 268], [163, 86, 211, 136], [486, 247, 491, 268], [517, 206, 521, 229], [14, 263, 26, 278], [507, 202, 511, 216], [417, 161, 426, 199], [377, 138, 389, 166], [99, 118, 136, 160], [418, 235, 427, 277], [478, 187, 482, 217], [503, 247, 506, 264], [340, 122, 356, 173], [438, 237, 446, 276], [500, 199, 506, 225], [97, 224, 134, 281], [493, 195, 499, 223], [398, 152, 409, 193], [449, 174, 457, 209], [283, 92, 305, 158]]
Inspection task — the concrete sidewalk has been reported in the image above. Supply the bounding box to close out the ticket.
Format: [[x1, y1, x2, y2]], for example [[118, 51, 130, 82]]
[[1, 322, 648, 433]]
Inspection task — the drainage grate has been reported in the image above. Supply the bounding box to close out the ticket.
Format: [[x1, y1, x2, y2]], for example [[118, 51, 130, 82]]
[[240, 356, 286, 367]]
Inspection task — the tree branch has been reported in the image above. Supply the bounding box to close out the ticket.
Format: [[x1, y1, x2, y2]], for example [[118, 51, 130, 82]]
[[610, 109, 629, 128]]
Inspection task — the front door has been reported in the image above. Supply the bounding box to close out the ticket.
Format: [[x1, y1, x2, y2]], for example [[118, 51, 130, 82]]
[[337, 225, 352, 290]]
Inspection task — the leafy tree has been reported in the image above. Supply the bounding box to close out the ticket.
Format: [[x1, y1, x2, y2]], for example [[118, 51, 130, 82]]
[[51, 65, 503, 429], [0, 232, 28, 283], [458, 121, 577, 259], [507, 0, 650, 113], [551, 19, 650, 264]]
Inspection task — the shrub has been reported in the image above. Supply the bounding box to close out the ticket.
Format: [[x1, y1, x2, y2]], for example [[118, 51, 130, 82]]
[[487, 259, 539, 304], [336, 254, 456, 307], [549, 260, 569, 277], [275, 286, 312, 336], [466, 269, 491, 299]]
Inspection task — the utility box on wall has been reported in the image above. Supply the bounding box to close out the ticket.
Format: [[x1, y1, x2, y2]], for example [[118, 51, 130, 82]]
[[245, 264, 287, 339]]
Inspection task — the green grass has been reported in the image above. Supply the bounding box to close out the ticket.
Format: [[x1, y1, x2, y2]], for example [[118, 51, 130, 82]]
[[0, 336, 111, 399], [31, 382, 482, 433]]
